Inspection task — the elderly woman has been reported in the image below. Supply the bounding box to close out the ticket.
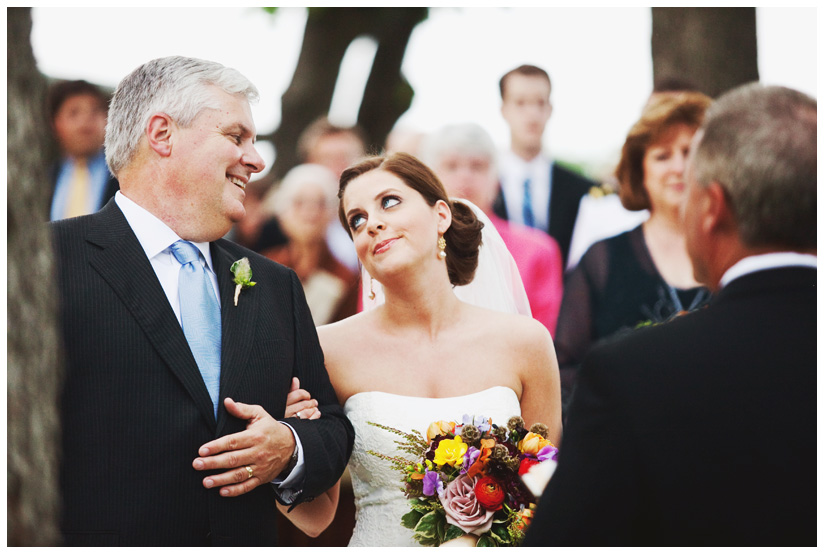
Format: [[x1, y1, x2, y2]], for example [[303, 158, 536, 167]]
[[555, 91, 713, 413], [262, 163, 359, 325], [420, 122, 564, 336]]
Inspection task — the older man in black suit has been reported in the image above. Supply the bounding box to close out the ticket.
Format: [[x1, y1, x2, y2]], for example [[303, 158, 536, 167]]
[[525, 83, 816, 546], [50, 56, 354, 546]]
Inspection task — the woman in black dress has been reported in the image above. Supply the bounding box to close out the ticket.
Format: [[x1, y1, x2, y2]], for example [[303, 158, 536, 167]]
[[555, 92, 713, 413]]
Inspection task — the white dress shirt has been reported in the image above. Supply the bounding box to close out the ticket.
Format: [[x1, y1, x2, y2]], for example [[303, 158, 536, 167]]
[[114, 191, 306, 498], [498, 149, 552, 231], [719, 252, 817, 289]]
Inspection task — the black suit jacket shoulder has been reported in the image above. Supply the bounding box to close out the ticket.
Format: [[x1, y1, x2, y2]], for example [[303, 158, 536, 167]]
[[51, 200, 353, 546], [526, 267, 816, 546]]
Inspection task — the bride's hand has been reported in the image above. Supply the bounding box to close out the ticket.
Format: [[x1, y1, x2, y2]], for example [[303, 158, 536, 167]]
[[285, 377, 321, 420]]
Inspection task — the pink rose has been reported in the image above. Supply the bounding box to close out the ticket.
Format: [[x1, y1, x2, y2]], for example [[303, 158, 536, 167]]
[[438, 474, 495, 535]]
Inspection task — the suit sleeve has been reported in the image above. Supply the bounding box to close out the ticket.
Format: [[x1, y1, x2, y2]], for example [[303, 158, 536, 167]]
[[273, 270, 354, 506], [525, 343, 643, 546]]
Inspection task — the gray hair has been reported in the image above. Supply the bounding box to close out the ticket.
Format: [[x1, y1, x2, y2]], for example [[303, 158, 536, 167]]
[[420, 123, 498, 173], [105, 56, 259, 176], [690, 83, 816, 250], [269, 164, 339, 217]]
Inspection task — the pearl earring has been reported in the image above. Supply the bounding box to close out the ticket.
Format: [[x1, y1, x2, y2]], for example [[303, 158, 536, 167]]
[[437, 236, 447, 260]]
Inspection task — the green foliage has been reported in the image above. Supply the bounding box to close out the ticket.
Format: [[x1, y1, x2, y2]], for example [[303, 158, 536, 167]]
[[489, 522, 511, 545], [476, 535, 498, 547], [443, 524, 466, 543], [401, 509, 423, 530], [413, 510, 442, 546]]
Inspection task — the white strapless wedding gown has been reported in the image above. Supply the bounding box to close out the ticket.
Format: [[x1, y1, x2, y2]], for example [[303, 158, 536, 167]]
[[343, 386, 521, 547]]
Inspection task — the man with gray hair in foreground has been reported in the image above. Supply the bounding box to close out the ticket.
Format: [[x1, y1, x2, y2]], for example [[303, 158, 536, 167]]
[[50, 56, 354, 546], [525, 83, 816, 546]]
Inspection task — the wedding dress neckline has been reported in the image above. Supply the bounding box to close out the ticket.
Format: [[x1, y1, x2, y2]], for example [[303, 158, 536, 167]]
[[344, 385, 519, 407]]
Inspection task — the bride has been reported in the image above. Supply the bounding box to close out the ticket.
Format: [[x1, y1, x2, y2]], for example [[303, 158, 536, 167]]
[[282, 152, 561, 546]]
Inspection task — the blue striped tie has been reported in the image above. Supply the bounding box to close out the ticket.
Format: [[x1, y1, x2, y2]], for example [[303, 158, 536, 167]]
[[522, 177, 535, 228], [170, 240, 221, 418]]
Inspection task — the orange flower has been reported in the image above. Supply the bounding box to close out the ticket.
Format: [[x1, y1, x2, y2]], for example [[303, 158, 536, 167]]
[[519, 432, 555, 456], [474, 475, 506, 511], [426, 420, 456, 442], [467, 438, 496, 478]]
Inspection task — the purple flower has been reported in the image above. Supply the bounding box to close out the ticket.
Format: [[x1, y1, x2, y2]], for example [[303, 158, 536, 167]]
[[537, 445, 558, 462], [461, 446, 481, 474], [460, 414, 491, 433], [423, 469, 444, 497]]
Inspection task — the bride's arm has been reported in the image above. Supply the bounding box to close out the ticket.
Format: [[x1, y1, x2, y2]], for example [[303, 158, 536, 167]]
[[279, 377, 340, 537], [277, 480, 341, 538], [516, 320, 563, 445]]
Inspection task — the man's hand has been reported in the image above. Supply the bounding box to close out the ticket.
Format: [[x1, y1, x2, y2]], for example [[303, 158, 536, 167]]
[[193, 397, 296, 497]]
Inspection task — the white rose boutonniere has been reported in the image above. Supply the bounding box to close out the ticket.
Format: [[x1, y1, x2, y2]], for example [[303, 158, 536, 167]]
[[230, 257, 256, 306]]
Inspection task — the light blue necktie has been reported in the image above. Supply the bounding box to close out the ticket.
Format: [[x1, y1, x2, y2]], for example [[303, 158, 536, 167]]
[[522, 177, 535, 228], [170, 240, 221, 418]]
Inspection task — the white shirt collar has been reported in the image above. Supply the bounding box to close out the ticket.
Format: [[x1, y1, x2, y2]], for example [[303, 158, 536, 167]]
[[719, 252, 817, 288], [499, 149, 547, 174], [114, 191, 215, 270]]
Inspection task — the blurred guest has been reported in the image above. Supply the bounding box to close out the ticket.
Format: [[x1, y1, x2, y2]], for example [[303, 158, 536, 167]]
[[47, 79, 118, 220], [421, 123, 564, 335], [565, 179, 649, 271], [299, 116, 368, 177], [554, 92, 713, 414], [492, 64, 595, 266], [385, 125, 424, 156], [263, 164, 359, 325], [526, 83, 816, 546], [567, 81, 705, 269], [230, 177, 287, 252], [298, 116, 367, 271]]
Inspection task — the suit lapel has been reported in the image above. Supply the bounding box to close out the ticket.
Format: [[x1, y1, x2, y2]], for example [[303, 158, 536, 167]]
[[548, 163, 562, 237], [211, 242, 259, 434], [86, 201, 218, 428]]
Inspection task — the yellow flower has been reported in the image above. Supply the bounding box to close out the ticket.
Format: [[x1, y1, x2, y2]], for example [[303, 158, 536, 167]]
[[519, 432, 555, 456], [426, 420, 456, 442], [434, 436, 468, 467]]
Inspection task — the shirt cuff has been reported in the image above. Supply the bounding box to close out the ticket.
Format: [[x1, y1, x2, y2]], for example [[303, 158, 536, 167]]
[[270, 421, 305, 502]]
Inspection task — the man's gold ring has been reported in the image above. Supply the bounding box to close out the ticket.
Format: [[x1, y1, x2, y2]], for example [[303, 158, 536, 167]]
[[245, 465, 254, 479]]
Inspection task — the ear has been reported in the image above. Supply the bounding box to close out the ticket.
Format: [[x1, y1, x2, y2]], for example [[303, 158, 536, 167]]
[[435, 199, 452, 235], [703, 182, 735, 235], [145, 113, 174, 158], [546, 100, 554, 121]]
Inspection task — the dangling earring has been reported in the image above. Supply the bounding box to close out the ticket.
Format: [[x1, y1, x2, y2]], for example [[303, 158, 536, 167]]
[[437, 236, 447, 260], [368, 277, 376, 300]]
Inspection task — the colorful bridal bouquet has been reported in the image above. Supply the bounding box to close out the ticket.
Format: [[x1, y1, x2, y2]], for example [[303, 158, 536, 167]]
[[368, 415, 557, 546]]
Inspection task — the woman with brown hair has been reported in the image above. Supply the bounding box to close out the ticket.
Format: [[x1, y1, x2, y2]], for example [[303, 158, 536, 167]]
[[279, 152, 562, 545], [554, 92, 714, 414]]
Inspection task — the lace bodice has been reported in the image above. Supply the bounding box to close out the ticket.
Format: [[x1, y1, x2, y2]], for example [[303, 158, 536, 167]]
[[343, 386, 521, 547]]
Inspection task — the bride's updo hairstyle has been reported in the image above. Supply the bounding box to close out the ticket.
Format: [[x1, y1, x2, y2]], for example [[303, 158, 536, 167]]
[[338, 152, 484, 286]]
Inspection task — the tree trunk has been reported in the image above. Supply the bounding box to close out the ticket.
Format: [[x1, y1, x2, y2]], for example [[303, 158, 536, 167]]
[[651, 7, 758, 98], [268, 7, 427, 182], [357, 8, 428, 154], [7, 7, 64, 546]]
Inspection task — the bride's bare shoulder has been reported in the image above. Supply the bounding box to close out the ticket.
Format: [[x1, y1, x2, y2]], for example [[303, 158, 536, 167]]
[[464, 304, 552, 348], [317, 311, 375, 358]]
